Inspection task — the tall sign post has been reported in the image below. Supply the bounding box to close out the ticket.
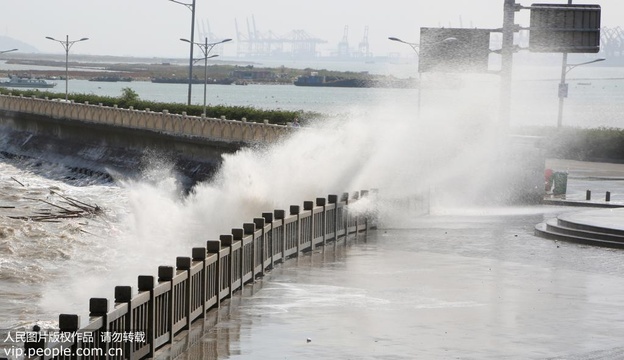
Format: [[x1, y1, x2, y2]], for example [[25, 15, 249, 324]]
[[501, 0, 518, 129], [528, 2, 601, 127]]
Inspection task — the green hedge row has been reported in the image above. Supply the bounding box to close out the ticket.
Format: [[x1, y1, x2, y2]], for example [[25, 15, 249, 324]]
[[0, 87, 321, 125], [514, 126, 624, 162]]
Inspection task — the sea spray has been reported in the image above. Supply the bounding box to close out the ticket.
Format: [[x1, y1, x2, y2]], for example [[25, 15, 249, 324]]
[[29, 104, 412, 322], [34, 72, 532, 326]]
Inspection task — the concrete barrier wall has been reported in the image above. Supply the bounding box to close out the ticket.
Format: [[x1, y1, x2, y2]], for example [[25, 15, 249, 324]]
[[0, 94, 292, 144], [21, 190, 374, 360]]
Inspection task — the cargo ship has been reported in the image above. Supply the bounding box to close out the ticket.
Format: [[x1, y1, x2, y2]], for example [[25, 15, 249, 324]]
[[294, 72, 416, 89], [151, 77, 203, 84], [89, 75, 133, 82], [151, 77, 235, 85], [294, 73, 369, 88], [0, 75, 56, 88]]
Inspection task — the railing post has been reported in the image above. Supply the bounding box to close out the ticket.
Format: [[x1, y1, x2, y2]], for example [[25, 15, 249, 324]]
[[114, 284, 132, 302], [304, 200, 315, 250], [89, 298, 108, 316], [220, 235, 234, 298], [114, 285, 133, 355], [192, 247, 207, 315], [341, 192, 349, 243], [228, 230, 243, 289], [316, 197, 327, 246], [157, 266, 174, 344], [360, 190, 369, 233], [176, 257, 192, 330], [243, 222, 256, 278], [274, 209, 286, 258], [89, 298, 109, 357], [254, 217, 268, 273], [206, 240, 221, 308], [262, 212, 275, 267], [58, 314, 79, 360], [328, 194, 338, 246], [370, 188, 379, 229], [351, 191, 360, 235], [138, 275, 155, 358], [290, 205, 301, 255]]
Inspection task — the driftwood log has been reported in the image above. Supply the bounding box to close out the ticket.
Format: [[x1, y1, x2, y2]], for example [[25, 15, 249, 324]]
[[3, 189, 103, 223]]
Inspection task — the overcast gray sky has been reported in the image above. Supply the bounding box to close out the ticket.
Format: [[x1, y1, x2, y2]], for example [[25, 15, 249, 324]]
[[2, 0, 622, 58]]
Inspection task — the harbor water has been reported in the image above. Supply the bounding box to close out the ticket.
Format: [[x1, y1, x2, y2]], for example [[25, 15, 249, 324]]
[[2, 60, 624, 358], [2, 60, 624, 127]]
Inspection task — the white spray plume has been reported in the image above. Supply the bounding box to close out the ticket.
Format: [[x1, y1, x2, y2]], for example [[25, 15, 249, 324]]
[[40, 72, 523, 323]]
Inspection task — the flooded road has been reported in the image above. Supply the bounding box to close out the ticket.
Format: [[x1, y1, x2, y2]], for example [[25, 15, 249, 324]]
[[3, 66, 624, 358], [174, 207, 624, 359]]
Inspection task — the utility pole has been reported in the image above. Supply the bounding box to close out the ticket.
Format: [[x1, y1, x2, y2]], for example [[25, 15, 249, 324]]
[[45, 35, 89, 101], [500, 0, 517, 129], [556, 0, 573, 128], [169, 0, 196, 106]]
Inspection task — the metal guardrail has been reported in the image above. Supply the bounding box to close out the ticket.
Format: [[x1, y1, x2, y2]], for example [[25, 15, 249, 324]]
[[16, 190, 373, 360]]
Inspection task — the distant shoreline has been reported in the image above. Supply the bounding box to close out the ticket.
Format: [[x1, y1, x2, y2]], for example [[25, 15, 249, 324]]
[[0, 55, 417, 86]]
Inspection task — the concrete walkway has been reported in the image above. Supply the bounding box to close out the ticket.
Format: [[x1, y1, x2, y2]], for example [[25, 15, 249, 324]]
[[161, 159, 624, 359], [164, 204, 624, 359], [544, 158, 624, 207], [536, 159, 624, 247]]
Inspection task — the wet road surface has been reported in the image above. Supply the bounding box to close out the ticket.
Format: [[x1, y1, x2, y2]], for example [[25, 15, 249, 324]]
[[163, 206, 624, 359]]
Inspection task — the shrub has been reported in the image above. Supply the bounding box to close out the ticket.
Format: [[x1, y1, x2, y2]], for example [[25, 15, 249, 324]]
[[513, 126, 624, 162], [0, 87, 320, 125]]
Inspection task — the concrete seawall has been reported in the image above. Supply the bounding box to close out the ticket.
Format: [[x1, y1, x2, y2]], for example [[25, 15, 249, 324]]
[[0, 94, 293, 184]]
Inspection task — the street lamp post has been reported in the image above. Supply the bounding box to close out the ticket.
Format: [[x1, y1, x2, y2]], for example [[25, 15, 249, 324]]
[[45, 35, 89, 101], [388, 36, 431, 213], [170, 0, 196, 106], [388, 37, 419, 55], [388, 37, 422, 115], [180, 38, 231, 116], [557, 58, 605, 128], [0, 49, 18, 78]]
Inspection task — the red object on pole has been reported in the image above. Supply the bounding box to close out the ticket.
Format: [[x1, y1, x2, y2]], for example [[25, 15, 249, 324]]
[[544, 168, 554, 192]]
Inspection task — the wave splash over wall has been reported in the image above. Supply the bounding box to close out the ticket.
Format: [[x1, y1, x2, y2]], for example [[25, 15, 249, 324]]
[[24, 77, 524, 329]]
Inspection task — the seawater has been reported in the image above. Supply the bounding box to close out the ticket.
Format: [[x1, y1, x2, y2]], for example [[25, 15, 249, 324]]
[[2, 59, 624, 127], [1, 61, 624, 356]]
